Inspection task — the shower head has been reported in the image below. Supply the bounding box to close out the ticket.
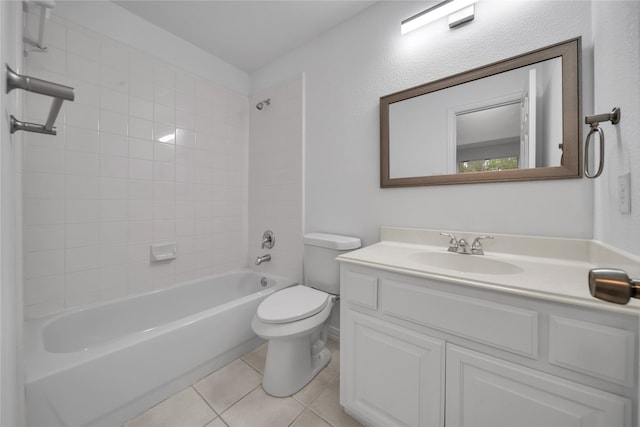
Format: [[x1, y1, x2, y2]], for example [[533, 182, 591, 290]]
[[256, 98, 271, 111]]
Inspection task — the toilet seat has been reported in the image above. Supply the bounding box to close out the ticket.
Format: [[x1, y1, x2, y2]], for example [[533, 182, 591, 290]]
[[257, 285, 329, 324]]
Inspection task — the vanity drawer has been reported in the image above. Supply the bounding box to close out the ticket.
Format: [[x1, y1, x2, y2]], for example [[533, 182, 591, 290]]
[[549, 315, 636, 386], [381, 279, 538, 358], [344, 272, 378, 310]]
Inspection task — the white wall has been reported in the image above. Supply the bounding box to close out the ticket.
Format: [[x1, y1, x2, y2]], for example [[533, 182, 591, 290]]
[[592, 1, 640, 257], [54, 1, 249, 96], [22, 10, 250, 317], [252, 1, 595, 247], [248, 75, 304, 282], [1, 1, 24, 424]]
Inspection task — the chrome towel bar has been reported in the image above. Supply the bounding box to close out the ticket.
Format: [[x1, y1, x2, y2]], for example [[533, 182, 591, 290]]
[[583, 107, 620, 179], [5, 64, 74, 135]]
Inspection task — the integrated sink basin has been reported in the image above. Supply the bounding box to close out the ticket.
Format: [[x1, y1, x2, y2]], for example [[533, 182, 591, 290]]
[[409, 251, 524, 275]]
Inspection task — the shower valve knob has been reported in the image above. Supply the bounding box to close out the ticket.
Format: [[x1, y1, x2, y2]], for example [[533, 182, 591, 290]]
[[262, 230, 275, 249]]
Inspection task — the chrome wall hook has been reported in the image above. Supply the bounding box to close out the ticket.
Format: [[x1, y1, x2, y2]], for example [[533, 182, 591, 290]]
[[583, 107, 621, 179]]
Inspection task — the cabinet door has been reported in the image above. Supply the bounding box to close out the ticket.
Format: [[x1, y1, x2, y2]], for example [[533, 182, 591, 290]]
[[342, 311, 444, 427], [446, 345, 630, 427]]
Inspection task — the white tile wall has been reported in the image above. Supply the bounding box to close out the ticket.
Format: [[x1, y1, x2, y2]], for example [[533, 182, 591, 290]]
[[23, 14, 249, 318]]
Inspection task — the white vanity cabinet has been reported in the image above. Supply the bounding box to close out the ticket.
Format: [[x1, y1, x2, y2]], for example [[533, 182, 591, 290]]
[[342, 310, 445, 427], [446, 345, 628, 427], [339, 265, 637, 427]]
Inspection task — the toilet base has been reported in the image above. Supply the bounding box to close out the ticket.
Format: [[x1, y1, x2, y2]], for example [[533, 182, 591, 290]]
[[262, 337, 331, 397]]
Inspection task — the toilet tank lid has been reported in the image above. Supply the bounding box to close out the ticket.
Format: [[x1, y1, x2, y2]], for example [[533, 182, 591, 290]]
[[303, 233, 361, 250]]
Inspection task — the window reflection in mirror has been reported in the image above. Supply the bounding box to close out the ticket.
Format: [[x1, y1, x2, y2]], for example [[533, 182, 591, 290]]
[[459, 157, 519, 173], [456, 102, 521, 172]]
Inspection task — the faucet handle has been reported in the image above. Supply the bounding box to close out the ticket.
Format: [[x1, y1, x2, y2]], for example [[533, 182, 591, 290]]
[[471, 235, 494, 255], [261, 230, 275, 249], [440, 232, 459, 252]]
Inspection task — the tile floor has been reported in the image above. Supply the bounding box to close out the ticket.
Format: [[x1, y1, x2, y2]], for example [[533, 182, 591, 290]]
[[122, 340, 364, 427]]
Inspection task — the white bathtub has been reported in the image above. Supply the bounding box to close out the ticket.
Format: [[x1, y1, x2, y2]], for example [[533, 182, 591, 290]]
[[25, 271, 296, 427]]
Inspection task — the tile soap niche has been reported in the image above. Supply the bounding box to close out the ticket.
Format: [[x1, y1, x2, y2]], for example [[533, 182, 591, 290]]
[[151, 242, 177, 262]]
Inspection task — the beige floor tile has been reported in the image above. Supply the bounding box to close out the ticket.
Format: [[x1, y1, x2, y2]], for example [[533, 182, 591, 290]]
[[293, 339, 340, 405], [220, 387, 304, 427], [194, 359, 262, 414], [205, 417, 228, 427], [241, 342, 267, 374], [290, 409, 332, 427], [309, 378, 364, 427], [325, 339, 341, 375], [293, 360, 339, 406], [123, 387, 216, 427]]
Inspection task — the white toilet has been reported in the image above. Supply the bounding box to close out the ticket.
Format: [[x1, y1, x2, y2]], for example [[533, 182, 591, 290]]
[[251, 232, 361, 397]]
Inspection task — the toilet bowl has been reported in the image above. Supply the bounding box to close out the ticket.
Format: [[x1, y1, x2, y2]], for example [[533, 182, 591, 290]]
[[251, 233, 361, 397], [251, 285, 335, 396]]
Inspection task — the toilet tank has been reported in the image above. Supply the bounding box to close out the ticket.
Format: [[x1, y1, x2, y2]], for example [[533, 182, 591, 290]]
[[303, 233, 361, 294]]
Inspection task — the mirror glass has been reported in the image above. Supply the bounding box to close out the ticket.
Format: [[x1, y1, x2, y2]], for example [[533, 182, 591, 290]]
[[381, 38, 581, 187]]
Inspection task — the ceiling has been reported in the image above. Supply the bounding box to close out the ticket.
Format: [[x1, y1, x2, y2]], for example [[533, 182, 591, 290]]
[[113, 1, 378, 73]]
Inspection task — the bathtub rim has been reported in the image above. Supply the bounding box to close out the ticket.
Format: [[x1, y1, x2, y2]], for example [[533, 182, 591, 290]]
[[25, 270, 296, 383]]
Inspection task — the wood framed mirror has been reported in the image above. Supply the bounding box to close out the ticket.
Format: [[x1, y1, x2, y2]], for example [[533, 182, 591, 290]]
[[380, 37, 581, 187]]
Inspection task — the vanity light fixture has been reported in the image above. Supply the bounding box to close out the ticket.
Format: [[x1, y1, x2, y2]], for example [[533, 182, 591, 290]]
[[401, 0, 478, 35]]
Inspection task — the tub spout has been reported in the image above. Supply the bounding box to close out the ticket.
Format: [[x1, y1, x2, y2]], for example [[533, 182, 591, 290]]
[[255, 254, 271, 266]]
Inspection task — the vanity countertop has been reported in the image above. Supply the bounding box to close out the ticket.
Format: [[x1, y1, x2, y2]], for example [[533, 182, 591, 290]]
[[337, 227, 640, 315]]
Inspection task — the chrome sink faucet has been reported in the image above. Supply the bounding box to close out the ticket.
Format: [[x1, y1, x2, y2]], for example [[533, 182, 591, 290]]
[[440, 232, 493, 255], [471, 235, 494, 255], [457, 238, 472, 254], [440, 232, 459, 253]]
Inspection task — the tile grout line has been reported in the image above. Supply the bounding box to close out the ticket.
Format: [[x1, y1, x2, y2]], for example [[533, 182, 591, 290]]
[[291, 380, 331, 409], [239, 355, 264, 376], [287, 409, 307, 427], [215, 382, 263, 425], [191, 385, 220, 420], [191, 357, 263, 427], [289, 390, 337, 427], [307, 402, 342, 427]]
